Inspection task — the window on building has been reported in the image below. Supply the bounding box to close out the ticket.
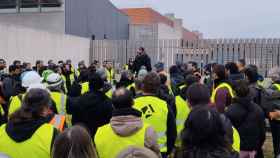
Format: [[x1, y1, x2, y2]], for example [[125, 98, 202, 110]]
[[0, 0, 62, 9]]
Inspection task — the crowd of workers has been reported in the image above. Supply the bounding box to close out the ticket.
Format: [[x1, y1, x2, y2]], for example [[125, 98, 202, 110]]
[[0, 47, 280, 158]]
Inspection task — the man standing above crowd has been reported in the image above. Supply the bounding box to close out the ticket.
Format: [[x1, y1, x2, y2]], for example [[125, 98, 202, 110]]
[[133, 47, 152, 74]]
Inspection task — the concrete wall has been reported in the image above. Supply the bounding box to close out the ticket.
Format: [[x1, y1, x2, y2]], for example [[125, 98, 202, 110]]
[[0, 11, 65, 34], [158, 23, 182, 40], [65, 0, 129, 40], [0, 24, 90, 67]]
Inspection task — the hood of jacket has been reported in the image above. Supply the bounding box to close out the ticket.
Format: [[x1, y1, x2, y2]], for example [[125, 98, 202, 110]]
[[5, 116, 52, 142], [232, 96, 253, 111], [110, 108, 143, 137]]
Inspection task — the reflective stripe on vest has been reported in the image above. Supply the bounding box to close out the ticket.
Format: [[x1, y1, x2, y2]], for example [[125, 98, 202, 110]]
[[274, 84, 280, 91], [232, 126, 240, 152], [175, 96, 190, 147], [106, 89, 113, 99], [50, 115, 66, 132], [0, 104, 4, 116], [95, 123, 148, 158], [0, 123, 53, 158], [211, 83, 234, 103], [179, 84, 186, 90], [8, 94, 25, 116], [133, 96, 168, 152], [81, 82, 90, 95]]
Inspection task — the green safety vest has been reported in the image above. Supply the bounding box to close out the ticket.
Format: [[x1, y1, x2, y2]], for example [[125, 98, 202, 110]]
[[95, 123, 148, 158], [232, 126, 240, 152], [175, 96, 190, 147], [211, 83, 235, 103], [0, 123, 54, 158], [133, 96, 168, 152]]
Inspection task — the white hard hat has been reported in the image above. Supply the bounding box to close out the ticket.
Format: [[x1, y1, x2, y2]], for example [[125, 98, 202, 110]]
[[21, 71, 43, 88], [46, 73, 63, 88]]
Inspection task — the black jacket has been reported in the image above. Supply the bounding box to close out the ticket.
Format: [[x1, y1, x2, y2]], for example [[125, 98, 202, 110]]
[[66, 90, 113, 137], [225, 97, 266, 151], [133, 53, 152, 74]]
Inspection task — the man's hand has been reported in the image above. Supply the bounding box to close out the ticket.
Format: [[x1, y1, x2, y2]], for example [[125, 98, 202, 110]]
[[269, 111, 280, 120]]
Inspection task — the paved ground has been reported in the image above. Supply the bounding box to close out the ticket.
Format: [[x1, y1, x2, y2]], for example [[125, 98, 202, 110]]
[[264, 132, 274, 158]]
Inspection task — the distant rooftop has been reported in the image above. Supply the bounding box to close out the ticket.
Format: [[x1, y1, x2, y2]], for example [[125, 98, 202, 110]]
[[120, 8, 174, 27]]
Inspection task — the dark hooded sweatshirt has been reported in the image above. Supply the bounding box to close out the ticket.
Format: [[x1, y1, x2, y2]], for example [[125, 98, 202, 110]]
[[5, 116, 58, 151]]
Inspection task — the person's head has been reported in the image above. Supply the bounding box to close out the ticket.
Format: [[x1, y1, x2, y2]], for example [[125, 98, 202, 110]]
[[21, 71, 42, 88], [184, 75, 199, 87], [186, 83, 210, 107], [268, 67, 280, 83], [188, 61, 198, 72], [96, 68, 107, 81], [9, 65, 21, 75], [9, 88, 52, 122], [237, 59, 246, 71], [0, 59, 6, 70], [244, 65, 259, 84], [137, 47, 145, 55], [48, 60, 54, 66], [225, 62, 239, 75], [169, 65, 180, 75], [36, 60, 44, 67], [212, 64, 227, 80], [23, 62, 32, 70], [154, 62, 164, 73], [89, 72, 104, 91], [106, 61, 113, 69], [102, 61, 107, 68], [232, 80, 249, 98], [143, 72, 160, 94], [93, 60, 100, 68], [66, 59, 72, 65], [181, 106, 230, 153], [120, 70, 133, 82], [78, 61, 86, 69], [46, 73, 63, 91], [13, 60, 21, 67], [52, 125, 97, 158], [112, 88, 134, 109]]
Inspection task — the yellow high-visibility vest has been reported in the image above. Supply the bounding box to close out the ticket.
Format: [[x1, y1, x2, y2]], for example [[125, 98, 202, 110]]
[[134, 96, 168, 152], [175, 96, 190, 147], [127, 83, 135, 91], [106, 68, 114, 83], [211, 83, 235, 103], [81, 82, 90, 95], [274, 83, 280, 91], [8, 94, 25, 116], [0, 123, 54, 158], [232, 127, 240, 152], [95, 123, 148, 158], [50, 92, 71, 126]]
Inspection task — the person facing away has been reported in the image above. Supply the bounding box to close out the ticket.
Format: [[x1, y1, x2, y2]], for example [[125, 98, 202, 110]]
[[0, 88, 59, 158], [225, 80, 265, 158], [176, 106, 238, 158], [133, 47, 152, 74], [237, 59, 246, 73], [211, 64, 235, 113], [95, 88, 161, 158], [186, 83, 240, 153], [52, 125, 97, 158], [225, 62, 244, 82], [66, 72, 113, 137], [133, 72, 177, 157]]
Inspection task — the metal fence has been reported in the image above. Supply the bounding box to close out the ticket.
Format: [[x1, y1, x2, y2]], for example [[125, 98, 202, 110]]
[[91, 39, 280, 76]]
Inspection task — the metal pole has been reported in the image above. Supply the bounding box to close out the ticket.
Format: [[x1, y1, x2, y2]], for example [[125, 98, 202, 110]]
[[16, 0, 20, 13], [38, 0, 42, 13]]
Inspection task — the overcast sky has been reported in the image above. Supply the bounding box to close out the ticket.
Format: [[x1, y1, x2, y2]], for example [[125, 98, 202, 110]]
[[110, 0, 280, 38]]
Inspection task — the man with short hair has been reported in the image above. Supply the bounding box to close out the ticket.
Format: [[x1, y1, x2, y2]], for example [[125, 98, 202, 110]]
[[133, 72, 176, 157], [133, 47, 152, 74], [237, 59, 246, 73]]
